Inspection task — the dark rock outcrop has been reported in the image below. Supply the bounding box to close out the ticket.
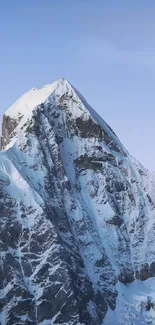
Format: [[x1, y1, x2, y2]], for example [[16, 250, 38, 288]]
[[1, 115, 18, 149]]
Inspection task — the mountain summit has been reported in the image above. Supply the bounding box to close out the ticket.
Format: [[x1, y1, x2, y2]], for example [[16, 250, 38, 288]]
[[1, 79, 155, 325]]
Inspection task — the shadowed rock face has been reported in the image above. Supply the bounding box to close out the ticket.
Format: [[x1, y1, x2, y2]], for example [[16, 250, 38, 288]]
[[1, 79, 155, 324], [0, 115, 18, 149]]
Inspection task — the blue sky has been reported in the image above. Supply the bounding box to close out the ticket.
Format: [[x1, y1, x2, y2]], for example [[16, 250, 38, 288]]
[[1, 0, 155, 169]]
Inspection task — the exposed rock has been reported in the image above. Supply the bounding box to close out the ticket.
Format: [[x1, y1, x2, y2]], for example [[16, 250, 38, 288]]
[[0, 114, 22, 149], [118, 270, 135, 284], [105, 215, 123, 227]]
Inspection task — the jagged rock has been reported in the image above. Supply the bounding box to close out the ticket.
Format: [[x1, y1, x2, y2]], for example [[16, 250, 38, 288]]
[[118, 271, 135, 284], [150, 261, 155, 277], [0, 114, 22, 149], [105, 215, 123, 227]]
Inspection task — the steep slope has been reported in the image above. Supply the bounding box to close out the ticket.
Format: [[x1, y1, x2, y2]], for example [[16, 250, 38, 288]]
[[1, 79, 155, 325]]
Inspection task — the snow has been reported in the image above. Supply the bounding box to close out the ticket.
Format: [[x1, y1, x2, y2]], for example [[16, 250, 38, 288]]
[[73, 84, 127, 155], [5, 81, 59, 119], [0, 150, 43, 216], [104, 279, 155, 324]]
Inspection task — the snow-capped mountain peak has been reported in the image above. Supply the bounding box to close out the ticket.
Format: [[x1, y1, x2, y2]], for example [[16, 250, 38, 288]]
[[5, 78, 69, 119], [1, 79, 155, 325], [1, 79, 73, 149]]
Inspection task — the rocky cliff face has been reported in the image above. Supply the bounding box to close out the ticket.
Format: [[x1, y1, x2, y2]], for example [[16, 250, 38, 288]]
[[1, 79, 155, 325], [0, 115, 18, 149]]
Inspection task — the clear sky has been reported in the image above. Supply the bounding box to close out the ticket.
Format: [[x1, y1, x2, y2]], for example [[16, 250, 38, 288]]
[[0, 0, 155, 169]]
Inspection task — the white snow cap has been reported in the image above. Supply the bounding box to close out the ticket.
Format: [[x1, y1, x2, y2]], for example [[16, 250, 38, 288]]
[[5, 78, 69, 119], [4, 78, 127, 155]]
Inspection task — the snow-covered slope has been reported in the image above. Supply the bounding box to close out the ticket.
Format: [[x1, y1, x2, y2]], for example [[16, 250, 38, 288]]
[[5, 82, 58, 119], [1, 78, 155, 325]]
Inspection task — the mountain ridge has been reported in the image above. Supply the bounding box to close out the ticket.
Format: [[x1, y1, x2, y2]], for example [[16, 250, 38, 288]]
[[1, 79, 155, 324]]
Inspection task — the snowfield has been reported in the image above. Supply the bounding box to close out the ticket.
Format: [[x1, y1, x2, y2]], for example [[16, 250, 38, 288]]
[[104, 279, 155, 325]]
